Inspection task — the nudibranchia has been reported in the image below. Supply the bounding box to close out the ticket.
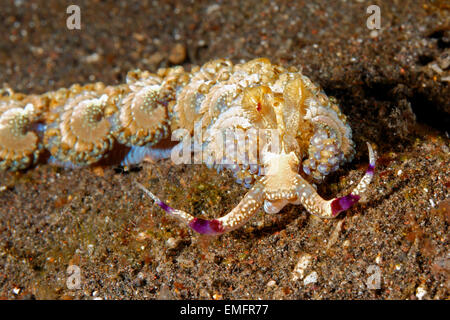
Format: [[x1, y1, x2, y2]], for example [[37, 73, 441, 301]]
[[0, 58, 375, 235]]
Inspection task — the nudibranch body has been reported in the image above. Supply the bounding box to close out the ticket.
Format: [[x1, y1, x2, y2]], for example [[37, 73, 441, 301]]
[[0, 58, 375, 235]]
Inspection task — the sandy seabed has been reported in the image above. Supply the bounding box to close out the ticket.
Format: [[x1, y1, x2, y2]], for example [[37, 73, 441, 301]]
[[0, 0, 448, 299]]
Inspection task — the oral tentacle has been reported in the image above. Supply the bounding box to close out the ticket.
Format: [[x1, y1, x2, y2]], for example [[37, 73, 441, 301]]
[[295, 142, 376, 218], [136, 181, 265, 235], [135, 181, 194, 223]]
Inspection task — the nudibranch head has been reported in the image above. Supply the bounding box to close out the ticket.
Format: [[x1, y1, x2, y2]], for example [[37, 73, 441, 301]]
[[0, 102, 41, 171], [262, 151, 301, 202], [241, 85, 278, 127]]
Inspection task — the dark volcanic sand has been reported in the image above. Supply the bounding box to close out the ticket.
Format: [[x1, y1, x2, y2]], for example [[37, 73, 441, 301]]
[[0, 0, 449, 299]]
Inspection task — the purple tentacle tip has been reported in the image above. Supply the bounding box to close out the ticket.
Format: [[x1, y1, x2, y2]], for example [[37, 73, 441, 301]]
[[189, 218, 224, 235], [367, 163, 375, 175], [330, 194, 361, 217], [157, 200, 174, 214]]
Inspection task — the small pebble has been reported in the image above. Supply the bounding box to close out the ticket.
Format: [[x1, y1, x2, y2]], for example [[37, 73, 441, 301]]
[[169, 43, 187, 64], [303, 271, 318, 285], [206, 4, 220, 15], [166, 237, 179, 249], [375, 254, 382, 264], [429, 199, 435, 208], [292, 253, 312, 281], [157, 284, 174, 300], [415, 285, 427, 300], [327, 220, 344, 249], [266, 280, 277, 287], [82, 52, 101, 64], [147, 52, 164, 65]]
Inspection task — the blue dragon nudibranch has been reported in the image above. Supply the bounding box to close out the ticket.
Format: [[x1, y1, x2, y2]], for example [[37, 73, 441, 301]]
[[0, 58, 375, 236]]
